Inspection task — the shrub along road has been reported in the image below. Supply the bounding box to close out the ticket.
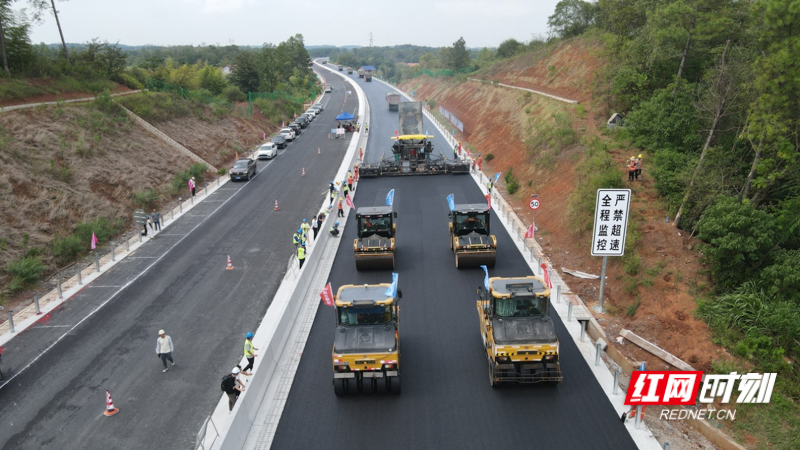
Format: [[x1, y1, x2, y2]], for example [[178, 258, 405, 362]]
[[0, 67, 357, 450]]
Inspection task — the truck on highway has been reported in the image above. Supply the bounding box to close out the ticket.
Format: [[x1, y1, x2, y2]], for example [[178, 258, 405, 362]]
[[477, 276, 563, 386], [449, 204, 497, 268], [359, 102, 470, 177], [332, 283, 402, 395], [347, 67, 353, 74], [357, 68, 365, 78], [354, 206, 396, 270], [386, 92, 401, 111], [365, 72, 372, 82], [338, 65, 343, 71]]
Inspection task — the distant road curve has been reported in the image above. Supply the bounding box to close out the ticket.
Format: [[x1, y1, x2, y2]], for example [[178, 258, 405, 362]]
[[467, 78, 578, 104]]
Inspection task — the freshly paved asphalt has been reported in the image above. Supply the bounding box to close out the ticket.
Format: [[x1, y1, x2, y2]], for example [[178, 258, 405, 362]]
[[0, 67, 357, 450], [271, 74, 637, 449]]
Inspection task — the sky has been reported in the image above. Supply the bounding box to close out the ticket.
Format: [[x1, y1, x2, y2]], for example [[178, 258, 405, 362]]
[[26, 0, 562, 48]]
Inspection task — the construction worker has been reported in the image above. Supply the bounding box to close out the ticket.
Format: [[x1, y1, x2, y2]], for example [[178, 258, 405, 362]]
[[242, 332, 258, 375], [487, 178, 493, 192], [343, 181, 350, 198], [477, 154, 482, 171], [353, 163, 359, 181], [365, 123, 369, 134], [347, 171, 354, 192], [292, 229, 303, 248], [330, 222, 340, 237], [300, 219, 311, 241], [627, 157, 636, 182], [329, 181, 335, 196], [329, 189, 337, 205], [636, 154, 643, 180], [337, 197, 344, 217], [297, 244, 306, 269]]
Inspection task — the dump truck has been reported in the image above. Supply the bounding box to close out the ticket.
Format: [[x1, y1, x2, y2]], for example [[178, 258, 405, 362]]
[[357, 68, 365, 78], [365, 72, 372, 82], [449, 204, 496, 268], [347, 67, 353, 74], [332, 283, 402, 395], [386, 92, 401, 111], [338, 65, 343, 71], [354, 206, 396, 270], [359, 102, 470, 177], [477, 276, 563, 386]]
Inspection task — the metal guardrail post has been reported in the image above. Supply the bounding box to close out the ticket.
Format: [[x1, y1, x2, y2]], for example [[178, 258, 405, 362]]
[[556, 285, 561, 304], [613, 368, 620, 394], [179, 198, 183, 213], [567, 302, 573, 322], [205, 184, 208, 196], [126, 236, 130, 252], [7, 311, 14, 333], [77, 267, 82, 285], [580, 320, 587, 341], [663, 443, 670, 450], [57, 279, 63, 299], [95, 252, 100, 272], [139, 230, 143, 242], [634, 405, 643, 429], [191, 195, 194, 205], [595, 342, 603, 366], [537, 257, 542, 274], [111, 244, 115, 261], [34, 295, 41, 314]]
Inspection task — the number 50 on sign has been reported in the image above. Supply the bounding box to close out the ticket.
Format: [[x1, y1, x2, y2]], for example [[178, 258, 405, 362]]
[[591, 189, 631, 257]]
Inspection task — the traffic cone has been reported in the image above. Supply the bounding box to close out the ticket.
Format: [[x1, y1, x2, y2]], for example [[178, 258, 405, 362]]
[[226, 255, 234, 270], [302, 168, 306, 176], [274, 200, 280, 211], [318, 147, 321, 155], [104, 390, 119, 417]]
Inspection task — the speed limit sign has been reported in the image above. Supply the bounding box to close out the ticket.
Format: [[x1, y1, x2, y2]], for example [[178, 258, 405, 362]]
[[529, 199, 541, 210]]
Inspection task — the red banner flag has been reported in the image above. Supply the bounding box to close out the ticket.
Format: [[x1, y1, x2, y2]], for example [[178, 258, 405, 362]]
[[282, 121, 285, 128], [91, 232, 98, 250], [485, 193, 491, 210], [320, 282, 334, 306], [346, 196, 355, 209], [525, 221, 535, 239], [541, 263, 553, 289]]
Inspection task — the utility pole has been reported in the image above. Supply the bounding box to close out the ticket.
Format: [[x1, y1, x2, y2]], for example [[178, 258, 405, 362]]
[[369, 32, 373, 47]]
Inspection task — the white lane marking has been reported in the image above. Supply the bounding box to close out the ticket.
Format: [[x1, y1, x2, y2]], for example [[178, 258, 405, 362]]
[[86, 285, 123, 288], [0, 180, 249, 390]]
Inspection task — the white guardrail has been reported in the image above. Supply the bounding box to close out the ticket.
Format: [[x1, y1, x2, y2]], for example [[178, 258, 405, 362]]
[[199, 63, 368, 450]]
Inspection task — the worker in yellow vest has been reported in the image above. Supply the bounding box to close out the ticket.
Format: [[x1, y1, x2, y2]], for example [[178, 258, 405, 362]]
[[297, 243, 306, 269], [242, 332, 258, 375]]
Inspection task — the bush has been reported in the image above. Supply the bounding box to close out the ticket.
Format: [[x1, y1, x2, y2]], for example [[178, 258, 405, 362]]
[[188, 163, 208, 182], [52, 235, 84, 265], [134, 188, 161, 209], [566, 138, 624, 234], [74, 217, 126, 244], [485, 153, 494, 162], [6, 256, 46, 292], [758, 249, 800, 303], [697, 197, 778, 291], [223, 85, 245, 103], [504, 167, 520, 194], [624, 253, 641, 275]]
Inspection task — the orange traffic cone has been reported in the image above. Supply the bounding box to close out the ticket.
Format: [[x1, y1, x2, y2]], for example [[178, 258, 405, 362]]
[[226, 255, 234, 270], [302, 168, 306, 176], [104, 390, 119, 416], [274, 200, 280, 211]]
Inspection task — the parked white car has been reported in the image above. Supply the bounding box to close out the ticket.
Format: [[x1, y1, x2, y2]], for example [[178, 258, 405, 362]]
[[304, 110, 317, 120], [325, 85, 332, 93], [280, 127, 296, 141], [256, 143, 278, 160]]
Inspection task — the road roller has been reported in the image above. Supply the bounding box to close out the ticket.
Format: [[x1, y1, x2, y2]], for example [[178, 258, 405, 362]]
[[449, 203, 496, 268], [354, 206, 396, 270]]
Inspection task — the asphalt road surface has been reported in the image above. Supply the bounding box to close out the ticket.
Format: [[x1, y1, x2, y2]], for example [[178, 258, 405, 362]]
[[271, 73, 637, 449], [0, 67, 357, 450]]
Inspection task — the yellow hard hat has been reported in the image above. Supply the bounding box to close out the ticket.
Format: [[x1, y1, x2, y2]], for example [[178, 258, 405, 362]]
[[630, 156, 635, 159], [638, 154, 643, 158]]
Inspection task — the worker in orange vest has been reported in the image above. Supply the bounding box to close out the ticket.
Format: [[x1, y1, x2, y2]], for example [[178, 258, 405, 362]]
[[337, 197, 344, 217], [347, 172, 354, 192], [353, 163, 359, 181], [627, 157, 636, 182]]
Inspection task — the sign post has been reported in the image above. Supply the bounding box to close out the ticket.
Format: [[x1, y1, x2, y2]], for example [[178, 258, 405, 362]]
[[529, 195, 540, 233], [590, 189, 631, 313]]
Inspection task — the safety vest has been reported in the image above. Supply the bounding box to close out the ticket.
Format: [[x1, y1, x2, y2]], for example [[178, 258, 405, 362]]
[[301, 223, 311, 234], [338, 200, 343, 209], [244, 339, 255, 358], [293, 233, 301, 244], [628, 161, 636, 171], [297, 247, 306, 260], [348, 175, 353, 184], [487, 180, 493, 190]]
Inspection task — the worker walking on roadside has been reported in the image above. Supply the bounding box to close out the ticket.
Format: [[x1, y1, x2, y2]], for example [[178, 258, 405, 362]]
[[329, 189, 337, 206], [353, 163, 359, 181], [635, 154, 643, 181], [297, 243, 306, 269], [627, 157, 636, 182], [347, 171, 354, 192], [337, 197, 344, 217], [223, 367, 245, 411], [188, 177, 196, 197], [242, 332, 258, 376], [156, 330, 175, 373]]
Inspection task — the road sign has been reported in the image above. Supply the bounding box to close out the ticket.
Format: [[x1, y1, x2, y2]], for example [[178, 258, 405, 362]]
[[132, 209, 147, 225], [529, 199, 541, 210], [590, 189, 631, 257]]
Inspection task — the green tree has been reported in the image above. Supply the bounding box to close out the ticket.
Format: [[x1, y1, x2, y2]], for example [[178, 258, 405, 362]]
[[497, 39, 522, 58], [443, 37, 470, 70], [547, 0, 597, 38], [28, 0, 70, 64], [230, 51, 260, 94]]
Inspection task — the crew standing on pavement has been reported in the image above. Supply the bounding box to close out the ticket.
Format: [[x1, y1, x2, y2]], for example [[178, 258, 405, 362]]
[[156, 330, 175, 373], [297, 243, 306, 269], [343, 181, 350, 198], [189, 177, 196, 197], [337, 197, 344, 217], [311, 216, 320, 239], [329, 189, 337, 206], [301, 219, 311, 241], [152, 209, 161, 231], [242, 332, 258, 375], [347, 171, 354, 193], [353, 164, 359, 181], [292, 229, 303, 248], [223, 367, 245, 411], [487, 178, 493, 192]]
